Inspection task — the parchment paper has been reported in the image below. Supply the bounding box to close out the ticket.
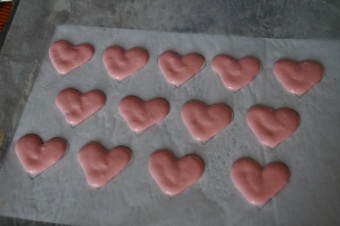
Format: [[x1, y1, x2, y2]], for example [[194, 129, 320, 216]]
[[0, 25, 340, 226]]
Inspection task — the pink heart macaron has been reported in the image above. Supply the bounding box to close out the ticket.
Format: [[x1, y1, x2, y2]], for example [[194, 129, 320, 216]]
[[211, 55, 261, 92], [49, 40, 94, 75], [273, 59, 323, 95], [55, 88, 105, 127], [231, 158, 289, 205], [181, 100, 232, 142], [246, 105, 299, 148], [103, 46, 149, 81], [78, 143, 131, 188], [158, 51, 205, 86], [148, 149, 204, 196], [15, 134, 67, 176], [118, 96, 169, 134]]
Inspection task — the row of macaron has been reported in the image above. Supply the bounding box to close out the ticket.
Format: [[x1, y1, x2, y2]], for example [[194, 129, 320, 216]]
[[55, 88, 299, 148], [49, 40, 323, 95], [15, 134, 289, 206]]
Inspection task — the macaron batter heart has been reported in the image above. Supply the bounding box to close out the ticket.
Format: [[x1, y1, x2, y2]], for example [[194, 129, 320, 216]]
[[181, 100, 232, 142], [78, 143, 131, 188], [103, 46, 149, 81], [55, 89, 105, 127], [211, 55, 261, 91], [158, 51, 205, 86], [49, 40, 94, 75], [148, 150, 204, 196], [15, 134, 66, 175], [118, 96, 169, 133], [273, 59, 323, 95], [231, 158, 289, 205], [246, 105, 299, 148]]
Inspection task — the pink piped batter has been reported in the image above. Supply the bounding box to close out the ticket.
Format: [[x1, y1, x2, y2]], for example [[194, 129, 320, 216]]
[[231, 158, 289, 205], [148, 150, 204, 196], [78, 143, 131, 188], [103, 46, 149, 81], [55, 89, 105, 127], [15, 134, 66, 175], [158, 51, 205, 86], [49, 41, 94, 75], [246, 105, 299, 148], [118, 96, 169, 133], [273, 60, 323, 95], [211, 55, 261, 91], [181, 100, 232, 142]]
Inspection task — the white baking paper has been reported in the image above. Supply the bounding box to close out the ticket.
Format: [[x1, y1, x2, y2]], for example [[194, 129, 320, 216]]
[[0, 25, 340, 226]]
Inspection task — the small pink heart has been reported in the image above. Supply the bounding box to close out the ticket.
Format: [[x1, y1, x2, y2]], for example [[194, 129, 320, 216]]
[[15, 134, 66, 175], [273, 60, 323, 95], [103, 46, 149, 81], [118, 96, 169, 133], [158, 51, 205, 86], [246, 105, 299, 148], [49, 41, 94, 75], [148, 150, 204, 196], [231, 158, 289, 205], [211, 55, 261, 91], [78, 143, 131, 188], [181, 100, 232, 142], [55, 89, 105, 127]]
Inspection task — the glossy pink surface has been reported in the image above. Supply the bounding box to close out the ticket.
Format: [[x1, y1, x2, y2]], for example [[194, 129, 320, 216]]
[[78, 143, 131, 188], [273, 60, 323, 95], [158, 51, 205, 86], [231, 158, 289, 205], [118, 96, 169, 133], [181, 100, 232, 142], [211, 55, 261, 91], [103, 46, 148, 81], [49, 41, 94, 75], [148, 150, 204, 196], [246, 105, 299, 148], [15, 134, 66, 175], [55, 89, 105, 127]]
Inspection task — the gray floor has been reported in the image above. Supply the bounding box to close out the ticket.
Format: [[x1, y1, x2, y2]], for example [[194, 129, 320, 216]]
[[0, 0, 339, 225]]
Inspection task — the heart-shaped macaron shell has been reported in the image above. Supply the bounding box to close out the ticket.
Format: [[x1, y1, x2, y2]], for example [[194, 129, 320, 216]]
[[148, 150, 204, 196], [273, 59, 323, 95], [158, 51, 205, 86], [211, 55, 261, 91], [181, 100, 232, 142], [15, 134, 66, 175], [231, 158, 289, 206], [103, 46, 149, 81], [246, 105, 299, 148], [49, 40, 94, 75], [55, 89, 105, 127], [78, 143, 131, 188], [118, 96, 169, 133]]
